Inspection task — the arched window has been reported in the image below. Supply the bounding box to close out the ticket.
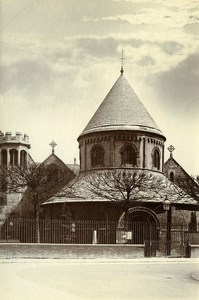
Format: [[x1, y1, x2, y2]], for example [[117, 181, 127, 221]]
[[10, 149, 18, 166], [170, 172, 174, 182], [153, 149, 160, 170], [1, 150, 7, 166], [91, 145, 104, 168], [121, 145, 136, 166], [20, 150, 27, 168]]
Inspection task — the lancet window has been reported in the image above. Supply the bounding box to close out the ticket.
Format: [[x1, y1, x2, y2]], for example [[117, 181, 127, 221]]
[[170, 172, 174, 182]]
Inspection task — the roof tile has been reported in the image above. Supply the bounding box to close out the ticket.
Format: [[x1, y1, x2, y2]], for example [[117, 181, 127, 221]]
[[79, 74, 165, 138]]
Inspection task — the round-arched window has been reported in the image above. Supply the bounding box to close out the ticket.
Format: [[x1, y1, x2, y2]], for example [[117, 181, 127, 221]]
[[153, 149, 160, 170], [121, 145, 136, 166], [91, 145, 104, 167], [20, 150, 27, 168], [10, 149, 18, 166]]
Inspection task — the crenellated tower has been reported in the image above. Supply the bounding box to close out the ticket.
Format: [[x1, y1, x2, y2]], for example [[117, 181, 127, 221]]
[[0, 131, 32, 222], [0, 131, 31, 168]]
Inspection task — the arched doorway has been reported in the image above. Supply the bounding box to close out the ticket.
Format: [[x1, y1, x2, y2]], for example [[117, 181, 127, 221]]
[[118, 207, 160, 244]]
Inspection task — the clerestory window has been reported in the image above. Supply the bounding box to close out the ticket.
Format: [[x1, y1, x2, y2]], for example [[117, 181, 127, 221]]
[[153, 149, 160, 170], [121, 145, 136, 166], [91, 145, 104, 168]]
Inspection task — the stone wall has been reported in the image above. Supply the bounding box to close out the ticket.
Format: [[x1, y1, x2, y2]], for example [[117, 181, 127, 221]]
[[0, 243, 145, 259], [164, 157, 190, 182], [79, 131, 165, 172]]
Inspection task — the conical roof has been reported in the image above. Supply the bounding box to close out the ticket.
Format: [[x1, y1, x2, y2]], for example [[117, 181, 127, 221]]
[[79, 74, 165, 139]]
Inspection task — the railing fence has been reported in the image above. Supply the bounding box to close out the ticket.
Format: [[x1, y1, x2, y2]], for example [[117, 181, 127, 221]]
[[0, 219, 199, 257]]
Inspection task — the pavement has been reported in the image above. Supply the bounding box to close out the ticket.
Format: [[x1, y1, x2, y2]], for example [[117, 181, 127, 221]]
[[190, 272, 199, 282], [1, 257, 198, 300], [1, 257, 199, 281]]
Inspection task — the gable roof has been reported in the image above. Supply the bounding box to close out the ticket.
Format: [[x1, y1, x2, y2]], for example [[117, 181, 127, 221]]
[[79, 74, 165, 139], [164, 156, 199, 189], [40, 153, 72, 172]]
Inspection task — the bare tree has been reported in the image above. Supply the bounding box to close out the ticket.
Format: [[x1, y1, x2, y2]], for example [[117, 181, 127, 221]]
[[196, 176, 199, 185], [1, 164, 75, 242], [84, 170, 166, 228], [170, 175, 199, 202]]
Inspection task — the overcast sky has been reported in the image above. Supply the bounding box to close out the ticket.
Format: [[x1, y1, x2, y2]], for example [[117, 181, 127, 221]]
[[0, 0, 199, 175]]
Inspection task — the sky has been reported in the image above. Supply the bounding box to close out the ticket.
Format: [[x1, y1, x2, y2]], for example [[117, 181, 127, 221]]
[[0, 0, 199, 175]]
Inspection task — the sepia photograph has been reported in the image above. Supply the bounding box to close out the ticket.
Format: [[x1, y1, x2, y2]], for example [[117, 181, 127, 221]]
[[0, 0, 199, 299]]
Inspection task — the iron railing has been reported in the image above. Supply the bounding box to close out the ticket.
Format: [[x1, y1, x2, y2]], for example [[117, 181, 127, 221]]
[[0, 219, 198, 247]]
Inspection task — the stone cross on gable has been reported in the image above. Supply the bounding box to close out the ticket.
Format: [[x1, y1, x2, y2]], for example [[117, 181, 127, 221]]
[[49, 140, 57, 154], [168, 145, 175, 158]]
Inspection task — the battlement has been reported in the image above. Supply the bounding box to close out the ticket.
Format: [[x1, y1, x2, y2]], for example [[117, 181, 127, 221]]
[[0, 131, 30, 145]]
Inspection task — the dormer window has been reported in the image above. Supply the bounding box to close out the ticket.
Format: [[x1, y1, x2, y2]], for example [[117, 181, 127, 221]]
[[121, 145, 136, 166], [91, 145, 104, 168]]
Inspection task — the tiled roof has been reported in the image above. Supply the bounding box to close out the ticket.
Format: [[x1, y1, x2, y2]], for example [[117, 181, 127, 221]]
[[79, 74, 165, 138], [42, 170, 198, 206]]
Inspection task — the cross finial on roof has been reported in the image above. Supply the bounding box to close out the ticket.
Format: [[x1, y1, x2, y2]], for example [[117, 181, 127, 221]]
[[168, 145, 175, 158], [120, 49, 124, 75], [49, 140, 57, 154]]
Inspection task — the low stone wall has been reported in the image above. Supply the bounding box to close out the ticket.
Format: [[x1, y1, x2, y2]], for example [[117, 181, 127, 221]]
[[0, 243, 145, 259]]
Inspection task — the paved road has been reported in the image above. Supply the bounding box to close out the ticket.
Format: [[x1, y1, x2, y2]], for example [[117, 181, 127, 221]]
[[0, 259, 199, 300]]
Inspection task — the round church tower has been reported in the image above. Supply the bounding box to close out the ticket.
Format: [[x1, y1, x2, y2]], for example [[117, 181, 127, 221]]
[[77, 70, 166, 174]]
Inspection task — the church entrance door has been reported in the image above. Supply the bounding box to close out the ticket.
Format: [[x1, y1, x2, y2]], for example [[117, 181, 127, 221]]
[[118, 207, 160, 256]]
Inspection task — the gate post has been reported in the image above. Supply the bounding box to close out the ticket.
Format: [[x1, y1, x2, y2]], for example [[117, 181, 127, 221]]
[[144, 241, 151, 257]]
